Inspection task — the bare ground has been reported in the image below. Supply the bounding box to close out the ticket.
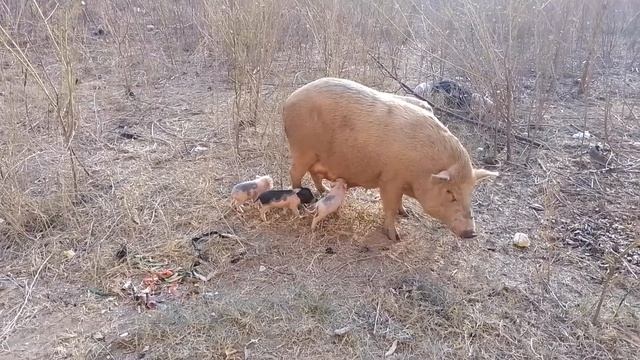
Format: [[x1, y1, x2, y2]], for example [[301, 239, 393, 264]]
[[1, 21, 640, 360]]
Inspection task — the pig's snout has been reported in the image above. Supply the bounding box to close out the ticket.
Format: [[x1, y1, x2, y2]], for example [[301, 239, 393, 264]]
[[459, 229, 477, 239], [450, 213, 476, 239]]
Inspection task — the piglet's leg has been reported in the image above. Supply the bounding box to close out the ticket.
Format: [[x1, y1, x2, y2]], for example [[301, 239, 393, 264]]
[[259, 206, 268, 222], [311, 213, 322, 230], [335, 200, 345, 218], [231, 199, 246, 213], [311, 206, 329, 230], [289, 199, 302, 218]]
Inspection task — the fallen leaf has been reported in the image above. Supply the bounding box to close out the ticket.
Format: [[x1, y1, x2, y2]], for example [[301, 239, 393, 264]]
[[156, 269, 174, 279], [225, 347, 238, 356], [192, 271, 209, 282], [164, 272, 184, 283], [168, 283, 179, 296], [385, 340, 398, 357], [59, 332, 78, 340], [143, 277, 159, 288], [333, 326, 352, 336]]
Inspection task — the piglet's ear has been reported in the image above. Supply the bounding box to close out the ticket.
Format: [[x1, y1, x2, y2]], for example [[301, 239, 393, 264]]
[[432, 170, 451, 182], [473, 169, 499, 183]]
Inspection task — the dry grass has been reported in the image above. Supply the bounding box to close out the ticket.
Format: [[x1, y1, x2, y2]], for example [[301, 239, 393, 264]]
[[1, 0, 640, 359]]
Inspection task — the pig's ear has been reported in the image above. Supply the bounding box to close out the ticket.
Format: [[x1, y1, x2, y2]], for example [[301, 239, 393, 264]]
[[432, 170, 451, 182], [473, 169, 499, 183]]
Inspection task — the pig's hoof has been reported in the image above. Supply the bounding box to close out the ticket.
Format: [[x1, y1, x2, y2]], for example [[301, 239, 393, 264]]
[[384, 228, 400, 241]]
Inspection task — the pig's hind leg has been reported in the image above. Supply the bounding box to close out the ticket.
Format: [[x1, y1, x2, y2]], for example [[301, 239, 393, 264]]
[[310, 172, 328, 194], [398, 199, 409, 218], [289, 153, 316, 189]]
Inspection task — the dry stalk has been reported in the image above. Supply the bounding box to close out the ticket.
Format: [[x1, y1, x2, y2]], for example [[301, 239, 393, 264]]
[[592, 240, 640, 325], [0, 1, 84, 191], [0, 253, 52, 342], [578, 0, 608, 96]]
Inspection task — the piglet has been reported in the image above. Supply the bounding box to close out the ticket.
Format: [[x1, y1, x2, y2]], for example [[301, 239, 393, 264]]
[[230, 175, 273, 212], [310, 178, 348, 230], [255, 187, 315, 221]]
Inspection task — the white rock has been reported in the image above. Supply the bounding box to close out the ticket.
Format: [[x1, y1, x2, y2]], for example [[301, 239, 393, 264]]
[[258, 265, 266, 272], [513, 233, 530, 248], [191, 145, 208, 153], [571, 131, 591, 139]]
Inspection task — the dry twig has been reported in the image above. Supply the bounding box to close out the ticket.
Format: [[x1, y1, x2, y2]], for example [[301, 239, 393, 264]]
[[0, 254, 52, 342]]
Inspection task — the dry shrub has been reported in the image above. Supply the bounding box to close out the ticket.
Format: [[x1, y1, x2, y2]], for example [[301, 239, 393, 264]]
[[0, 1, 85, 245], [403, 0, 640, 159]]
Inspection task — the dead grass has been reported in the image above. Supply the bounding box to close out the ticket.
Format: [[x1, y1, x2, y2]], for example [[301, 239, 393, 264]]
[[1, 0, 640, 359]]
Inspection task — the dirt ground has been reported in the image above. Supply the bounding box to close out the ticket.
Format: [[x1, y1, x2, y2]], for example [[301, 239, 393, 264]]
[[1, 6, 640, 360]]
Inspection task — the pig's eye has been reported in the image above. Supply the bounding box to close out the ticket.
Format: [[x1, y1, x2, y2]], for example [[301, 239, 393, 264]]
[[446, 190, 457, 202]]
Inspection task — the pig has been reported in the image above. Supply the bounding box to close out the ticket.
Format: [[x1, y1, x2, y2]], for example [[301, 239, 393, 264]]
[[309, 178, 348, 230], [255, 187, 315, 221], [282, 77, 498, 240], [230, 175, 273, 212], [431, 79, 473, 111], [413, 81, 433, 98], [390, 93, 433, 114]]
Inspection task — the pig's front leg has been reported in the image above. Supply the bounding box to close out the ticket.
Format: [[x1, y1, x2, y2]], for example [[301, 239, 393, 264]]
[[380, 185, 402, 241]]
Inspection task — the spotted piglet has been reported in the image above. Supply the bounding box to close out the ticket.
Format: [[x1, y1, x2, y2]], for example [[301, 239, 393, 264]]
[[311, 178, 348, 230], [255, 187, 315, 221], [230, 175, 273, 212]]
